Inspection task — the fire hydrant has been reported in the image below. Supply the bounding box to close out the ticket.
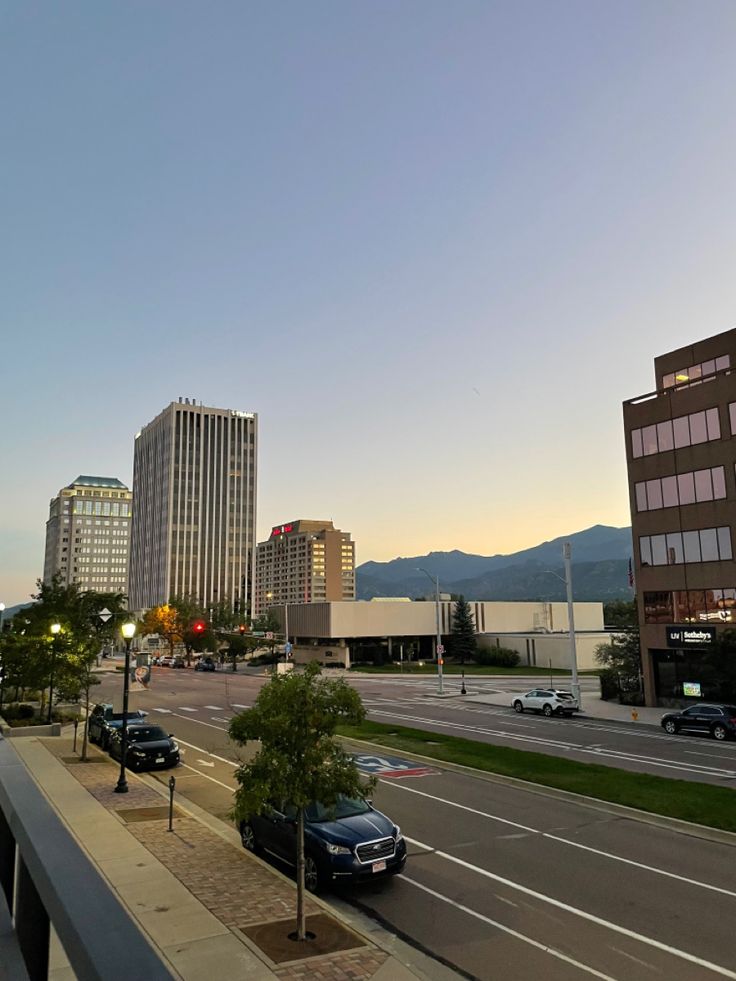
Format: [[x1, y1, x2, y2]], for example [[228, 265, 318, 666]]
[[631, 708, 639, 722]]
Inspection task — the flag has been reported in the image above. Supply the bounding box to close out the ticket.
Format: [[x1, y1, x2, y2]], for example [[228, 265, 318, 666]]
[[628, 558, 635, 588]]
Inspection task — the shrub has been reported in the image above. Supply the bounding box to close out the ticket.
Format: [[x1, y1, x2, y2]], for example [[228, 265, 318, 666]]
[[475, 647, 520, 667], [2, 703, 35, 721]]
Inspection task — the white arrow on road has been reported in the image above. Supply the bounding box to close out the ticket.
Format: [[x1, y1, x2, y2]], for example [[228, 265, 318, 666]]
[[196, 759, 215, 768]]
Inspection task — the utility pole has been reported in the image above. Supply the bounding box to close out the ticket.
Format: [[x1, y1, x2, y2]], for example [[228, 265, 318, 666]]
[[562, 543, 581, 708]]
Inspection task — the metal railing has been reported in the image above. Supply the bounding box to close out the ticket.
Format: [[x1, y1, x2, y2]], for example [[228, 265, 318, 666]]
[[0, 735, 174, 981]]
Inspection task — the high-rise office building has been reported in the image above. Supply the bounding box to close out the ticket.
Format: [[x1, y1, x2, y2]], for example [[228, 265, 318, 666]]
[[254, 520, 355, 614], [43, 476, 132, 593], [128, 399, 258, 613], [624, 328, 736, 705]]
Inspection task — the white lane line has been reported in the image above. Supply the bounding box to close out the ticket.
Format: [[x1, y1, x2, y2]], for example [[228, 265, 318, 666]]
[[204, 705, 224, 711], [212, 717, 230, 723], [383, 782, 736, 901], [169, 713, 228, 732], [179, 762, 235, 791], [174, 738, 238, 767], [179, 707, 198, 713], [402, 876, 621, 981], [152, 708, 172, 714], [231, 703, 249, 709], [404, 836, 736, 978]]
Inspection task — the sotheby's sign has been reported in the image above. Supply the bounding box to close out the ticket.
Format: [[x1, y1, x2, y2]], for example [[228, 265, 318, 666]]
[[666, 626, 716, 648]]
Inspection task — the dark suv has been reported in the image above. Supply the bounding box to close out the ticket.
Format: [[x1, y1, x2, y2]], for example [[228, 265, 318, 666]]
[[661, 703, 736, 741], [239, 795, 406, 893], [88, 703, 148, 750]]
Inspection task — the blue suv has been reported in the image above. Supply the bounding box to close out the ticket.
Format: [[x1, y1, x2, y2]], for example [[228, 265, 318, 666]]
[[239, 795, 406, 892]]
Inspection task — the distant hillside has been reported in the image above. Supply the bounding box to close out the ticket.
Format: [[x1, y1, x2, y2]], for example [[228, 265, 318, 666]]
[[356, 525, 633, 602]]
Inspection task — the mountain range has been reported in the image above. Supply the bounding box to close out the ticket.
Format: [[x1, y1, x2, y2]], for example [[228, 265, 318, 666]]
[[356, 525, 633, 602]]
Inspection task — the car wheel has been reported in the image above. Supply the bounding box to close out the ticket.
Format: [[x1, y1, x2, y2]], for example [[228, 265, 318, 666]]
[[542, 704, 553, 718], [89, 729, 97, 745], [663, 720, 678, 735], [513, 701, 524, 713], [240, 822, 259, 853], [304, 855, 322, 894], [712, 724, 728, 741]]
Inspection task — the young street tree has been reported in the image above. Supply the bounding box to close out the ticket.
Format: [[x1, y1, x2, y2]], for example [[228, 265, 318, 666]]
[[229, 663, 373, 942], [140, 604, 183, 658], [450, 596, 477, 664]]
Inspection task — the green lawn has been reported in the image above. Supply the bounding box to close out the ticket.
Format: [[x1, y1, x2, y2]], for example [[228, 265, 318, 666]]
[[337, 719, 736, 834], [349, 663, 600, 676]]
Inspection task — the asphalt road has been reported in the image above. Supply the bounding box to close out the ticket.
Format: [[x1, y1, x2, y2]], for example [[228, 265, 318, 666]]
[[92, 666, 736, 981]]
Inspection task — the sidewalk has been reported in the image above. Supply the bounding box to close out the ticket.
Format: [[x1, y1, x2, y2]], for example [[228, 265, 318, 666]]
[[464, 691, 664, 725], [12, 734, 459, 981]]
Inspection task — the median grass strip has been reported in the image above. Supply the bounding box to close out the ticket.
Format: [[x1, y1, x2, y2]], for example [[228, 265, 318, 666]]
[[337, 720, 736, 834]]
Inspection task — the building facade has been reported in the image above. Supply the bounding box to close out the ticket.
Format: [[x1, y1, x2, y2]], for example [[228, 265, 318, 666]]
[[128, 399, 258, 614], [624, 327, 736, 705], [254, 520, 355, 614], [43, 476, 132, 593]]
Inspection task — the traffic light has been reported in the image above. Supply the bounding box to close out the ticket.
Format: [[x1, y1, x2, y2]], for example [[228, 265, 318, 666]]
[[239, 624, 246, 635], [193, 620, 206, 634]]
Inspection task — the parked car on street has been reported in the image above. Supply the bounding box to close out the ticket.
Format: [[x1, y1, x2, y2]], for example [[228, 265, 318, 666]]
[[511, 689, 579, 717], [88, 703, 148, 749], [238, 795, 406, 893], [661, 703, 736, 740], [108, 724, 180, 771], [194, 656, 216, 672]]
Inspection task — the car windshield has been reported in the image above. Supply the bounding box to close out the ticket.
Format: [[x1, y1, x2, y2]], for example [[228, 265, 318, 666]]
[[304, 796, 371, 823], [127, 726, 168, 742]]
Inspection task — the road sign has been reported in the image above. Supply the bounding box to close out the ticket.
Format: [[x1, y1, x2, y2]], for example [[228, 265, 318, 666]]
[[284, 642, 292, 656], [436, 644, 444, 655], [265, 631, 274, 640], [98, 608, 113, 623]]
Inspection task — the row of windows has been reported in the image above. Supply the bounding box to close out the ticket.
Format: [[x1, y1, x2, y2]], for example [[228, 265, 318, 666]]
[[644, 588, 736, 623], [635, 467, 726, 511], [631, 408, 720, 458], [73, 501, 130, 516], [661, 354, 730, 390], [640, 526, 732, 566]]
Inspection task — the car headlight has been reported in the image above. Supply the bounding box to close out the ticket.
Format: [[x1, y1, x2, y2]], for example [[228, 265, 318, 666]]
[[324, 843, 352, 855], [394, 826, 403, 842]]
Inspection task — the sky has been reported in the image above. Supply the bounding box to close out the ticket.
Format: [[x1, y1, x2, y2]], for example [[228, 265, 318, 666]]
[[3, 1, 736, 606]]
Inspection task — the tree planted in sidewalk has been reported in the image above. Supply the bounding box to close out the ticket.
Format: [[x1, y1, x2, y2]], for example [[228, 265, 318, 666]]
[[228, 663, 373, 942], [140, 604, 183, 657]]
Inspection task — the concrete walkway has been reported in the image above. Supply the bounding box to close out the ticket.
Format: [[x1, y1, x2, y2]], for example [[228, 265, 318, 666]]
[[12, 735, 459, 981]]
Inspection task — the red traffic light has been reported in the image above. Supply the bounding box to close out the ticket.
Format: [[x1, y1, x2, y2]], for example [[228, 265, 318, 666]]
[[193, 620, 206, 634]]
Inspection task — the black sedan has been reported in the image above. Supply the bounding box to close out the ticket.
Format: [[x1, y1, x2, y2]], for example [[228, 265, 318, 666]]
[[108, 724, 180, 771], [195, 656, 216, 672], [239, 795, 406, 893], [661, 703, 736, 740]]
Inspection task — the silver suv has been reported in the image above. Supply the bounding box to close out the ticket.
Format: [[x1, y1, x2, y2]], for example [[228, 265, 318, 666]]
[[512, 689, 579, 717]]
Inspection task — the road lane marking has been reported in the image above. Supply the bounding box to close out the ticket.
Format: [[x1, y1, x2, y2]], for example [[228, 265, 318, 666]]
[[169, 713, 228, 731], [174, 738, 238, 767], [179, 707, 198, 712], [404, 836, 736, 978], [212, 717, 230, 723], [204, 705, 224, 710], [402, 876, 621, 981], [383, 782, 736, 900], [152, 708, 172, 714], [231, 703, 249, 709], [179, 762, 235, 791]]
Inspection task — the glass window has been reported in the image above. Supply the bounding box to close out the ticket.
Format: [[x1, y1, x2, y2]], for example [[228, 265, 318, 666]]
[[651, 535, 668, 565], [700, 528, 719, 561], [730, 403, 736, 436], [632, 429, 643, 458], [646, 479, 663, 510], [690, 364, 703, 382], [694, 469, 713, 502], [683, 530, 701, 563], [673, 590, 690, 621], [678, 472, 696, 505], [657, 420, 674, 452], [706, 407, 720, 439], [713, 467, 726, 499], [662, 373, 675, 389], [716, 355, 730, 371], [673, 416, 690, 448], [666, 533, 684, 564], [702, 359, 716, 377], [688, 590, 706, 620], [661, 475, 679, 508], [642, 425, 658, 455], [640, 538, 652, 566], [707, 589, 724, 616], [718, 526, 732, 560], [689, 411, 708, 444]]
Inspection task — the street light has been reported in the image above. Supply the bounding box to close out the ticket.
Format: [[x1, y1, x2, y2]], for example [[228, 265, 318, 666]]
[[417, 568, 443, 695], [114, 621, 137, 794], [544, 544, 581, 708], [48, 623, 61, 723]]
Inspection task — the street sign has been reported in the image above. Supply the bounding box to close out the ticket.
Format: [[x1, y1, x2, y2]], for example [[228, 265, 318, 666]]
[[436, 644, 444, 655], [98, 608, 113, 623], [284, 642, 292, 656], [265, 631, 274, 640], [252, 631, 265, 637]]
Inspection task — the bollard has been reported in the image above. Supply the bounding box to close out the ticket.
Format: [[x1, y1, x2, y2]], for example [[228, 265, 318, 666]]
[[73, 719, 79, 754], [168, 775, 176, 832], [461, 670, 467, 696]]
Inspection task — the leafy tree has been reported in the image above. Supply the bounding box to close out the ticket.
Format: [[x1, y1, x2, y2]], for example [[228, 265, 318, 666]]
[[140, 604, 183, 657], [229, 664, 373, 941], [603, 600, 638, 628], [450, 596, 477, 664], [702, 629, 736, 701]]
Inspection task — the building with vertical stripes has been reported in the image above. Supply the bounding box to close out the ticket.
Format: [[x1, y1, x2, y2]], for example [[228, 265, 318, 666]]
[[128, 399, 258, 615]]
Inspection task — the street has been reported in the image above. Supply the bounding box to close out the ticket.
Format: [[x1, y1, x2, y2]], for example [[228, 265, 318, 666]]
[[91, 666, 736, 980]]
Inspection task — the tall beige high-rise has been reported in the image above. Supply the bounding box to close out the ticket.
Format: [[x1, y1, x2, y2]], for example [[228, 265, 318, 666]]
[[128, 399, 258, 614], [43, 476, 132, 593]]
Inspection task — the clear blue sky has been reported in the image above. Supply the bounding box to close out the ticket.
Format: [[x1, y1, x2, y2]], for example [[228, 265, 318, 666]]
[[3, 1, 736, 606]]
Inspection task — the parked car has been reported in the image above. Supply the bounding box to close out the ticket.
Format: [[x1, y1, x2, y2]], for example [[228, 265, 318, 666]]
[[195, 656, 216, 672], [158, 655, 175, 667], [511, 689, 579, 717], [172, 655, 186, 668], [238, 795, 406, 893], [108, 724, 180, 771], [88, 703, 148, 749], [661, 703, 736, 741]]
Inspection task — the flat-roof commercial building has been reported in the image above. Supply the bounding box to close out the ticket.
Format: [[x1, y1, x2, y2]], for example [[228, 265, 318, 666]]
[[624, 328, 736, 705], [268, 599, 606, 669], [254, 520, 355, 615], [43, 476, 132, 593], [128, 399, 258, 614]]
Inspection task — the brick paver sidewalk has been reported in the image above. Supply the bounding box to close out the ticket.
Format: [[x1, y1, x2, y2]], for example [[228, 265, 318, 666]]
[[45, 741, 390, 980]]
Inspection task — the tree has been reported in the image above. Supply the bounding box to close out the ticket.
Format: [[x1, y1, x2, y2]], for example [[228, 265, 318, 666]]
[[603, 600, 637, 628], [594, 628, 642, 678], [229, 664, 373, 941], [140, 604, 183, 657], [450, 596, 477, 664], [702, 629, 736, 701]]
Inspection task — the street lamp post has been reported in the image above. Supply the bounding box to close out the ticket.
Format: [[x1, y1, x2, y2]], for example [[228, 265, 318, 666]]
[[417, 568, 443, 695], [0, 603, 5, 634], [48, 623, 61, 723], [114, 621, 137, 794], [562, 543, 581, 708]]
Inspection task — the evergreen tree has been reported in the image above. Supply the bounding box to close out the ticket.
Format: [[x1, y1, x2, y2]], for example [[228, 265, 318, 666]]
[[450, 596, 477, 664]]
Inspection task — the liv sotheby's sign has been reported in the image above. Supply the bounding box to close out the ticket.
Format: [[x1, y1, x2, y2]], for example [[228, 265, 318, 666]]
[[666, 626, 716, 648]]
